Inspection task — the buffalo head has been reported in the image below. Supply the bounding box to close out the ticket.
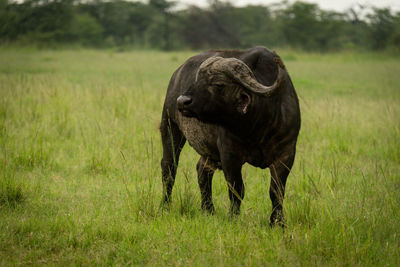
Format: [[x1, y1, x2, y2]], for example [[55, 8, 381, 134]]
[[177, 56, 284, 123]]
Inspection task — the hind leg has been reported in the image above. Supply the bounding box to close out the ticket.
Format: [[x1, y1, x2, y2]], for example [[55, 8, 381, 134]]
[[269, 151, 295, 227], [196, 157, 216, 213], [160, 115, 186, 203]]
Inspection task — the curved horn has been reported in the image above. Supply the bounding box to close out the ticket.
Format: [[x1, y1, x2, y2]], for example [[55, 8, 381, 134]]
[[223, 58, 284, 96], [195, 56, 224, 82], [197, 56, 284, 96]]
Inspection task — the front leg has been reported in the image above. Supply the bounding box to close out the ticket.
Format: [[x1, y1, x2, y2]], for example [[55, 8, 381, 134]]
[[218, 139, 245, 215], [222, 156, 244, 215], [269, 151, 295, 227], [196, 156, 216, 213]]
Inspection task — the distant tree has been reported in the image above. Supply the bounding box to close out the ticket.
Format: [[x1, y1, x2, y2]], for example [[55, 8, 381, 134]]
[[277, 2, 321, 50], [315, 10, 347, 50], [389, 12, 400, 49], [275, 1, 356, 51], [180, 1, 240, 49], [0, 0, 75, 45], [0, 0, 399, 51], [24, 0, 75, 44], [127, 3, 154, 47], [231, 5, 275, 47], [179, 6, 210, 49], [342, 6, 369, 49], [367, 8, 395, 49], [0, 0, 19, 41], [69, 12, 103, 46], [208, 0, 241, 47], [148, 0, 175, 50]]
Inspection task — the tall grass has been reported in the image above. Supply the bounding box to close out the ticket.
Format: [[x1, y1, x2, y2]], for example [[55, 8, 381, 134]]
[[0, 48, 399, 265], [0, 171, 25, 207]]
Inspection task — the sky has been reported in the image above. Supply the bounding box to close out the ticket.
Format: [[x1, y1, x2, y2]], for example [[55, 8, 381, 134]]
[[176, 0, 400, 12]]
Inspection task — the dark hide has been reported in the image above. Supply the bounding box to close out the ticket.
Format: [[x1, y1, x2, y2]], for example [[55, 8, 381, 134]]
[[160, 46, 301, 226]]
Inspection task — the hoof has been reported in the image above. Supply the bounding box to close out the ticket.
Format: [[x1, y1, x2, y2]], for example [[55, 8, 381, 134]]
[[159, 197, 171, 209], [202, 205, 215, 215], [270, 210, 285, 228], [201, 201, 215, 214], [229, 205, 241, 217]]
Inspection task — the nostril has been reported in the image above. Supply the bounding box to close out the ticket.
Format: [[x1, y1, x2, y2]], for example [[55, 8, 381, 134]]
[[177, 95, 192, 107], [184, 97, 192, 105]]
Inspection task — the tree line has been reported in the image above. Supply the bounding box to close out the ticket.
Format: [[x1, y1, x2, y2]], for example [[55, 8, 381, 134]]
[[1, 0, 400, 51]]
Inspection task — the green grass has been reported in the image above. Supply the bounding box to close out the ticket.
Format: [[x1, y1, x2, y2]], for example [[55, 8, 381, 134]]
[[0, 47, 399, 266]]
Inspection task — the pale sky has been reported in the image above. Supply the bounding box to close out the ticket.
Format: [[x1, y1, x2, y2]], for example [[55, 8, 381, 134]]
[[176, 0, 400, 12]]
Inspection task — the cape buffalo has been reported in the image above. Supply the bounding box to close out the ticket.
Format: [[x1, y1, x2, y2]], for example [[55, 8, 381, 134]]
[[160, 46, 300, 226]]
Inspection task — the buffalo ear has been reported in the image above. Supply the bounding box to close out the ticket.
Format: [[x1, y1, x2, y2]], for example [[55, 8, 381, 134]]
[[237, 91, 251, 114]]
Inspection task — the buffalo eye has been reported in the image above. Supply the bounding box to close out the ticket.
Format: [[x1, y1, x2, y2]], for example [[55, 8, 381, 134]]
[[214, 83, 224, 89], [209, 83, 225, 94]]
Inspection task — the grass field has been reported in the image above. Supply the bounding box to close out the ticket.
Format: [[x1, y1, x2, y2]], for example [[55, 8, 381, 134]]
[[0, 48, 399, 266]]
